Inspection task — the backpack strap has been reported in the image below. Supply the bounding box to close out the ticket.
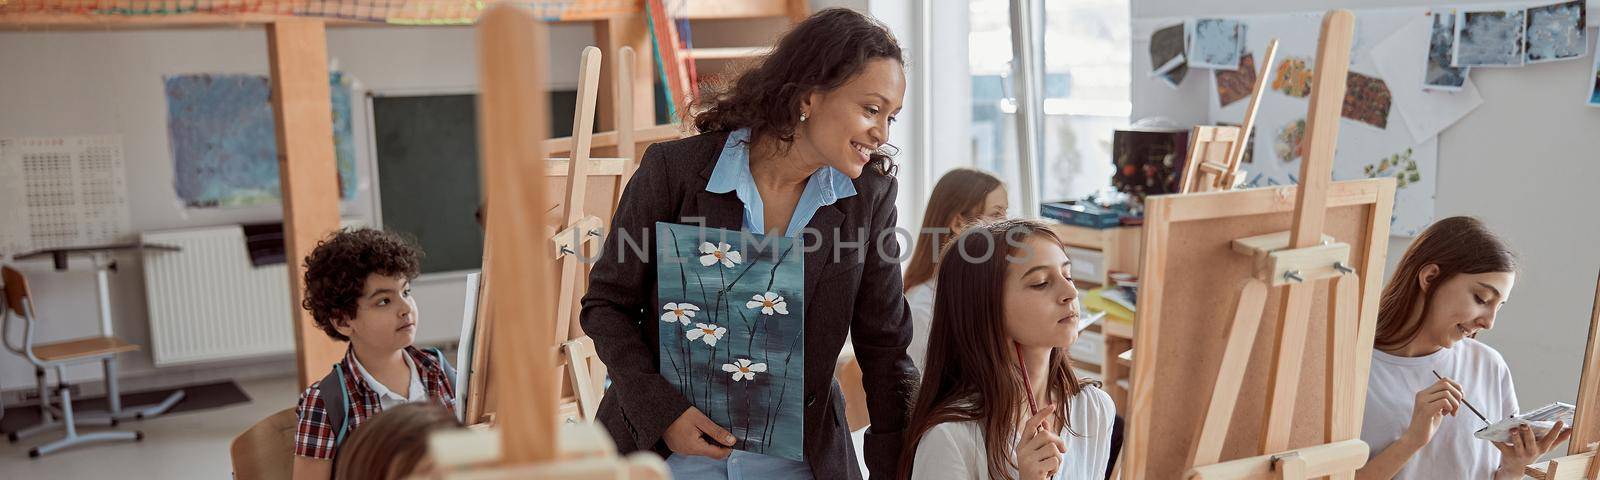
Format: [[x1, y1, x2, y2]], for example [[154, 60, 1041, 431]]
[[317, 365, 352, 446], [426, 347, 457, 392]]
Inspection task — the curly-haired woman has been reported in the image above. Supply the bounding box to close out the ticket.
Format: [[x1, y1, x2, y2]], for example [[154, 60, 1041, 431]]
[[580, 7, 917, 480]]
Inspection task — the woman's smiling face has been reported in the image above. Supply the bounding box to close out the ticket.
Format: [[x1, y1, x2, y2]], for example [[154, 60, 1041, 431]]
[[794, 57, 906, 178], [1412, 267, 1515, 350]]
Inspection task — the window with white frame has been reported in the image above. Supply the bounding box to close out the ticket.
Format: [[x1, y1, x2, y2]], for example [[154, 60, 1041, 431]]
[[969, 0, 1130, 213]]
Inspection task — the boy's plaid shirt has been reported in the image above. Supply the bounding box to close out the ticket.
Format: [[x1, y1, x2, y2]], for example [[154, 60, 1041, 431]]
[[294, 345, 456, 459]]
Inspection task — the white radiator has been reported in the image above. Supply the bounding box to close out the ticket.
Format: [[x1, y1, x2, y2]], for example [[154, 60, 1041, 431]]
[[141, 226, 294, 366]]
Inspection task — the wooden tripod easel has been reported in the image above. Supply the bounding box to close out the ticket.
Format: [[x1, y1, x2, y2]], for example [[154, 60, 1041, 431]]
[[463, 44, 679, 426], [1125, 11, 1398, 480], [1524, 272, 1600, 479], [431, 6, 668, 478], [1180, 39, 1279, 194]]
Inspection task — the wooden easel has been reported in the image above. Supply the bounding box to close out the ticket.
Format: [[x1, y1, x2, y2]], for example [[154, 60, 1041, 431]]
[[432, 6, 667, 477], [1180, 39, 1279, 194], [1124, 11, 1399, 479], [1524, 272, 1600, 480], [463, 44, 682, 426]]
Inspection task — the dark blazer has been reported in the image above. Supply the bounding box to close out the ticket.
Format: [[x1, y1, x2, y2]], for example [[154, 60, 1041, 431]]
[[580, 130, 917, 479]]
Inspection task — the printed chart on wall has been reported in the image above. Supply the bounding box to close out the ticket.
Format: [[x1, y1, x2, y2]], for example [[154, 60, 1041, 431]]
[[164, 72, 358, 208], [1203, 10, 1442, 236]]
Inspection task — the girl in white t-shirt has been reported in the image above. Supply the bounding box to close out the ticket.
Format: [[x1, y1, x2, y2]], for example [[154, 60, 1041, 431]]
[[903, 168, 1007, 372], [1357, 216, 1570, 480], [901, 219, 1114, 480]]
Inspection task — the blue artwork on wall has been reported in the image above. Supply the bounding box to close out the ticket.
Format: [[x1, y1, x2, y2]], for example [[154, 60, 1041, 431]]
[[165, 72, 356, 208]]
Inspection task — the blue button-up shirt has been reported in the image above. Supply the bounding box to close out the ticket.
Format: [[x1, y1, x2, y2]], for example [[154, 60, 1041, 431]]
[[703, 128, 857, 238]]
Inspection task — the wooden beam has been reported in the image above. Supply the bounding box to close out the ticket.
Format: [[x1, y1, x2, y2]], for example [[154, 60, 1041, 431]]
[[477, 4, 556, 463], [593, 12, 654, 132], [681, 0, 795, 19], [543, 124, 682, 156], [1187, 439, 1368, 480], [268, 18, 346, 388], [0, 1, 641, 30]]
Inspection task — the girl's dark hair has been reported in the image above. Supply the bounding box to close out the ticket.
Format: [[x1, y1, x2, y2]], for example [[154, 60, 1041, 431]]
[[899, 219, 1094, 480], [1375, 216, 1517, 350], [333, 403, 462, 480], [691, 7, 904, 175], [904, 169, 1005, 291], [301, 228, 423, 342]]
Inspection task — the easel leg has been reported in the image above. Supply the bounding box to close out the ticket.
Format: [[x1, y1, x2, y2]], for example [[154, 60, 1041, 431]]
[[1189, 280, 1269, 467], [1326, 273, 1360, 441]]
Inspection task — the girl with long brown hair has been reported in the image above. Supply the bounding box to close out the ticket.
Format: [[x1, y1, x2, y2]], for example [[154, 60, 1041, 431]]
[[904, 168, 1007, 371], [1357, 216, 1569, 480], [900, 219, 1113, 479]]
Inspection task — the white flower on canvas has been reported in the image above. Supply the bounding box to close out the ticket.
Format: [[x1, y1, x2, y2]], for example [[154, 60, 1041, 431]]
[[660, 303, 700, 325], [721, 358, 768, 381], [699, 242, 743, 268], [745, 292, 789, 316], [685, 323, 728, 346]]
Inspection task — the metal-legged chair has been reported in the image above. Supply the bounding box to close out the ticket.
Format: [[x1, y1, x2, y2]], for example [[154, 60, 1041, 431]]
[[1, 265, 162, 457]]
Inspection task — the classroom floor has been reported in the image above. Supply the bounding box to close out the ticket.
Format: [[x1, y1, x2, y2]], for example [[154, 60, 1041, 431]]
[[0, 374, 872, 477], [0, 374, 300, 478]]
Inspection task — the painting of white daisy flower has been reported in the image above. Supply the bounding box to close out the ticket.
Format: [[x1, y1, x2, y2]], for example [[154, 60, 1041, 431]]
[[655, 222, 804, 461]]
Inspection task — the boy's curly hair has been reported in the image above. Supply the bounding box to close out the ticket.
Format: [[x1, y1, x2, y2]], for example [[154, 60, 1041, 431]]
[[301, 228, 423, 341]]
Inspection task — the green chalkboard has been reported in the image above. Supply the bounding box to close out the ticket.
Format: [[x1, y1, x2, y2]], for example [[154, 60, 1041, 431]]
[[370, 91, 576, 274]]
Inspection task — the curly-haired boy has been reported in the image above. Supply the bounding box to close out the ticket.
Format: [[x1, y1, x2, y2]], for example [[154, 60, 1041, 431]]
[[291, 228, 455, 479]]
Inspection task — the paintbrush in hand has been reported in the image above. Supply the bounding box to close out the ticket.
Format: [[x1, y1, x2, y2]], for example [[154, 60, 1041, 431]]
[[1433, 370, 1490, 425]]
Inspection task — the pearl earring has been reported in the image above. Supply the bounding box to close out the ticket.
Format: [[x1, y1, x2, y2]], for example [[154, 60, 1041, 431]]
[[800, 113, 808, 122]]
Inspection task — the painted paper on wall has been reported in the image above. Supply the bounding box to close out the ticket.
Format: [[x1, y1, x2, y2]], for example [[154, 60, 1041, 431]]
[[1524, 0, 1586, 64], [1588, 34, 1600, 106], [1454, 9, 1527, 67], [166, 73, 357, 208], [656, 223, 805, 462], [1189, 18, 1246, 70], [1271, 57, 1313, 98], [1150, 23, 1189, 88], [1425, 10, 1470, 90], [1214, 52, 1258, 107], [1340, 71, 1392, 130]]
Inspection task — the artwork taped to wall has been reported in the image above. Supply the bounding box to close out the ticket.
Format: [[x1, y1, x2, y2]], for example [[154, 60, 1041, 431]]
[[1454, 9, 1527, 68], [656, 222, 805, 461], [1372, 13, 1485, 142], [165, 72, 358, 208], [1340, 71, 1392, 130], [1524, 0, 1586, 64], [1425, 9, 1470, 91], [1150, 23, 1189, 88], [1214, 52, 1258, 107], [1588, 33, 1600, 107], [1200, 11, 1437, 236], [0, 135, 132, 255], [1271, 56, 1313, 98], [1188, 18, 1247, 70]]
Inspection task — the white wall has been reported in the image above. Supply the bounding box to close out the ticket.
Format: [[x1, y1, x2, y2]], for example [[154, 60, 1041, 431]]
[[1131, 0, 1600, 417], [0, 23, 598, 392]]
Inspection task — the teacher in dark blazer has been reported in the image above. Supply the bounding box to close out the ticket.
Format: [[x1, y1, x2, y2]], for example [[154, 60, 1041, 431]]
[[580, 7, 916, 480]]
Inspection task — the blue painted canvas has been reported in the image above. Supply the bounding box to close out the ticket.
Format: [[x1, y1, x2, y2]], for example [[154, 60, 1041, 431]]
[[655, 222, 804, 461], [165, 72, 357, 208]]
